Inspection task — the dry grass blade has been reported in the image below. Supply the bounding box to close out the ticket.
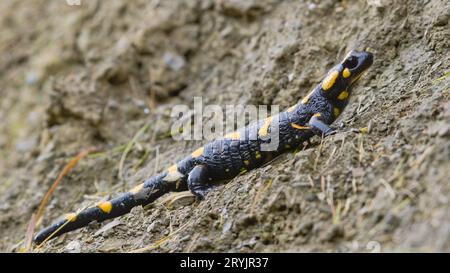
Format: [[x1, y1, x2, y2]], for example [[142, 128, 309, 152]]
[[23, 147, 96, 251], [332, 200, 342, 225], [35, 217, 74, 250], [20, 213, 37, 252], [118, 123, 150, 183], [87, 144, 127, 159], [314, 136, 325, 171], [325, 146, 337, 166], [133, 148, 150, 170], [35, 204, 91, 250], [432, 71, 450, 83], [129, 221, 190, 253], [250, 178, 273, 213], [35, 147, 97, 226]]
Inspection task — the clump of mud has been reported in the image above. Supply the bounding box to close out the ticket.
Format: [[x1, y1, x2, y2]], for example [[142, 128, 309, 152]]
[[0, 0, 449, 252]]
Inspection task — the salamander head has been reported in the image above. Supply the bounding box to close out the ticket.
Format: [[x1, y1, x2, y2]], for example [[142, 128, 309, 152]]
[[341, 50, 373, 84], [319, 50, 373, 101]]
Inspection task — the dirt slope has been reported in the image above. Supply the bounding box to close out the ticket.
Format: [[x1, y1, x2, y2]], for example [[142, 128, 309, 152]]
[[0, 0, 449, 252]]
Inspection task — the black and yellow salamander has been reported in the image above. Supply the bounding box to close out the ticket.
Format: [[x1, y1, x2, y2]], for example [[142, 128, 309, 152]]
[[35, 50, 373, 244]]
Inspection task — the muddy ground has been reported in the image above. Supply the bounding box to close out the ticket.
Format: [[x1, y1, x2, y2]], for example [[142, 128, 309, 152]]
[[0, 0, 449, 253]]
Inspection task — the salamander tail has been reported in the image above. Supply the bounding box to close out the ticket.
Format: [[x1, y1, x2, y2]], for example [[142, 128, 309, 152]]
[[34, 173, 172, 245]]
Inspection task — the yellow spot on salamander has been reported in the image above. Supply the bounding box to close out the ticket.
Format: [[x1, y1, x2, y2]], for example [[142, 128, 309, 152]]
[[259, 116, 273, 137], [285, 144, 291, 149], [291, 123, 311, 130], [164, 164, 183, 182], [129, 183, 144, 194], [240, 168, 247, 174], [191, 147, 204, 158], [301, 95, 310, 104], [334, 107, 341, 117], [313, 113, 322, 117], [322, 70, 339, 91], [224, 131, 241, 140], [343, 68, 351, 78], [168, 164, 178, 173], [255, 151, 261, 159], [337, 91, 349, 100], [98, 201, 113, 213], [244, 160, 250, 166], [65, 213, 77, 222]]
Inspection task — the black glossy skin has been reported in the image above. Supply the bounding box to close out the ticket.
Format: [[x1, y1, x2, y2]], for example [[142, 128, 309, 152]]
[[34, 50, 373, 244]]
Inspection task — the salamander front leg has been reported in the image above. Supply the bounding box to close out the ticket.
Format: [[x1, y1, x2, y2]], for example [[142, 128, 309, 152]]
[[187, 165, 212, 200], [308, 114, 336, 137]]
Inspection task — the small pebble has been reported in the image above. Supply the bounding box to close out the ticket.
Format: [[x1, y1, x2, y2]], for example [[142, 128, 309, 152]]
[[65, 240, 82, 253]]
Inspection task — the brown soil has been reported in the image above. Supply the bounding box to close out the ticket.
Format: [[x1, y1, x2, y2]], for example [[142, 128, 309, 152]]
[[0, 0, 449, 253]]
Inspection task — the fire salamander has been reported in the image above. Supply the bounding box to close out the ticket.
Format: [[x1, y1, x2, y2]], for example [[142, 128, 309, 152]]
[[35, 50, 373, 244]]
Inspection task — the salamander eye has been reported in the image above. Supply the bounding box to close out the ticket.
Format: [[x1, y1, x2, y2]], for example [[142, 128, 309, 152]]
[[344, 56, 358, 69]]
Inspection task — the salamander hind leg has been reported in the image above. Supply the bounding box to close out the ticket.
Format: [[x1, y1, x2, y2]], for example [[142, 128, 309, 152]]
[[187, 165, 213, 200]]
